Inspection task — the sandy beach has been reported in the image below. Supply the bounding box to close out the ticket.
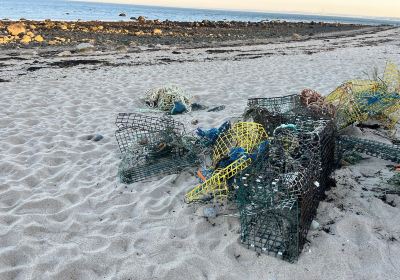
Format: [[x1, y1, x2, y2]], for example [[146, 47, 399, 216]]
[[1, 23, 400, 280]]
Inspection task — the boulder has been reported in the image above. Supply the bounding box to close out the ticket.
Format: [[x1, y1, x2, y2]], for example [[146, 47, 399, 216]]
[[292, 33, 302, 40], [134, 30, 145, 36], [76, 42, 95, 52], [0, 36, 11, 44], [57, 50, 72, 57], [119, 13, 126, 17], [137, 16, 146, 23], [7, 23, 26, 36], [34, 35, 44, 42], [153, 28, 162, 35], [20, 35, 31, 44]]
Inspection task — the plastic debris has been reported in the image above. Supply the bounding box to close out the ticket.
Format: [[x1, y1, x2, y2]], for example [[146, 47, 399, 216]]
[[171, 100, 187, 114], [196, 121, 231, 147]]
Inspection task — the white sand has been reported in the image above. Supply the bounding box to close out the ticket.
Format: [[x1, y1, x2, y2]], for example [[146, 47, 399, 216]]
[[1, 27, 400, 280]]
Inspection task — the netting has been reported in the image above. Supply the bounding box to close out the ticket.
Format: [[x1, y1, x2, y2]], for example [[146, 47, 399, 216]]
[[115, 113, 199, 183], [325, 62, 400, 129], [185, 122, 268, 203], [144, 85, 192, 113], [234, 118, 335, 262], [338, 135, 400, 164]]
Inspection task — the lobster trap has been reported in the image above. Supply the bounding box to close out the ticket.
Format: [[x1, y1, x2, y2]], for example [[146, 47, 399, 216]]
[[245, 94, 333, 135], [185, 122, 268, 203], [338, 135, 400, 164], [115, 113, 199, 183], [234, 118, 336, 262], [326, 62, 400, 130], [235, 162, 318, 262]]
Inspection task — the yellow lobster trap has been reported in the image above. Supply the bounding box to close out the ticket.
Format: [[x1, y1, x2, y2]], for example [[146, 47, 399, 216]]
[[185, 122, 268, 203]]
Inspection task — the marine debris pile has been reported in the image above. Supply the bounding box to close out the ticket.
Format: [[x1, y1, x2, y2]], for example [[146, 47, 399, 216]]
[[115, 62, 400, 262]]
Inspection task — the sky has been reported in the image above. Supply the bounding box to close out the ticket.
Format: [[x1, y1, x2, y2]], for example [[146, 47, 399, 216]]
[[86, 0, 400, 18]]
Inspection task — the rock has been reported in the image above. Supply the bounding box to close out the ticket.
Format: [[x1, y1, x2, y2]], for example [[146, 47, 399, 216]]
[[116, 45, 128, 52], [57, 50, 72, 57], [311, 220, 320, 230], [119, 13, 126, 17], [137, 16, 146, 23], [20, 35, 31, 44], [130, 17, 137, 20], [92, 134, 103, 142], [26, 31, 34, 37], [48, 40, 58, 45], [134, 30, 145, 36], [34, 35, 44, 42], [292, 33, 302, 40], [191, 119, 199, 125], [76, 42, 95, 52], [7, 23, 26, 36], [153, 29, 162, 35], [29, 24, 36, 30], [55, 36, 66, 42], [0, 36, 11, 44], [60, 24, 68, 30], [203, 207, 218, 218]]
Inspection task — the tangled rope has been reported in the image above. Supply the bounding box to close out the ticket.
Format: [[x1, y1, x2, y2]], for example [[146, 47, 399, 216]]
[[300, 89, 336, 118], [144, 85, 192, 114]]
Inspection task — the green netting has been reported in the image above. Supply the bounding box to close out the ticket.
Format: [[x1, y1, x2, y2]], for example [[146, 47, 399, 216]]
[[338, 135, 400, 164]]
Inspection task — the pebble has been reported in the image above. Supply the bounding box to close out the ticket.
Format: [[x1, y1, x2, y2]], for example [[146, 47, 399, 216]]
[[203, 206, 218, 218], [86, 134, 103, 142], [92, 134, 104, 142], [311, 220, 320, 230]]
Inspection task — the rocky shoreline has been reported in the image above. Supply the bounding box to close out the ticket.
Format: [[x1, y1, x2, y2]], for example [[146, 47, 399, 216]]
[[0, 19, 384, 50]]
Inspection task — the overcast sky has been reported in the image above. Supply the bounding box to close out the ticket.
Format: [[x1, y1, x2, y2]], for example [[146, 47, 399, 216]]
[[85, 0, 399, 18]]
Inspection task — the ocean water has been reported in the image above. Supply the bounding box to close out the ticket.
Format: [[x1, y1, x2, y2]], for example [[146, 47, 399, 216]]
[[0, 0, 399, 25]]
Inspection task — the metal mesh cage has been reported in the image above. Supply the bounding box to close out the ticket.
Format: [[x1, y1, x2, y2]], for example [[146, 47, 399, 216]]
[[115, 113, 199, 183], [338, 135, 400, 164], [234, 118, 335, 262]]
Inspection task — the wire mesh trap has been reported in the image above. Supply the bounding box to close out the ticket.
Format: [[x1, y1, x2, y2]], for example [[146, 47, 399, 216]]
[[338, 135, 400, 164], [245, 94, 333, 135], [233, 118, 336, 262], [235, 161, 318, 262], [326, 62, 400, 130], [115, 113, 199, 183]]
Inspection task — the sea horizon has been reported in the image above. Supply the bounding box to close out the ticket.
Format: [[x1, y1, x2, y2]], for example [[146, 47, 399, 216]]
[[1, 0, 400, 25]]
